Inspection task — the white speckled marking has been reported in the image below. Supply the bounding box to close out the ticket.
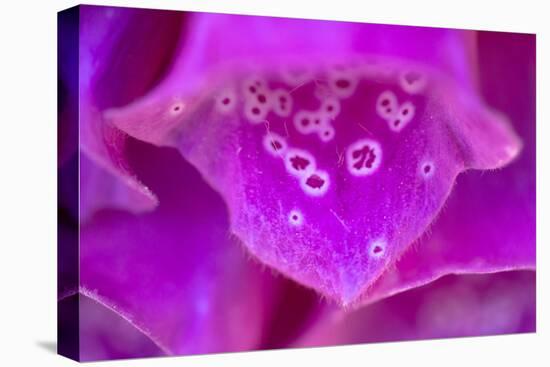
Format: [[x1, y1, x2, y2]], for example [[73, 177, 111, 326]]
[[346, 138, 383, 176]]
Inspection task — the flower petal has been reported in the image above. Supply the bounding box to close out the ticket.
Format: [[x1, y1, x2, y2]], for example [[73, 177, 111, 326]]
[[107, 14, 478, 145], [80, 140, 278, 358], [353, 31, 536, 305], [77, 5, 184, 220], [76, 294, 165, 361], [295, 271, 535, 347], [105, 16, 521, 305]]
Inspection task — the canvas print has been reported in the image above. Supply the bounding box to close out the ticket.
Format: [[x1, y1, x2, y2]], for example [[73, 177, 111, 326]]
[[57, 5, 536, 362]]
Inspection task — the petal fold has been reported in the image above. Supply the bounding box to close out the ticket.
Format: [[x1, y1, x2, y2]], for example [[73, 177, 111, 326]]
[[77, 5, 183, 219], [105, 15, 523, 305], [355, 30, 536, 305], [296, 271, 535, 347], [80, 140, 278, 356]]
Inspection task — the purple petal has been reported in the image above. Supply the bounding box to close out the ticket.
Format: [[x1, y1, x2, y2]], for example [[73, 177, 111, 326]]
[[173, 14, 478, 88], [77, 5, 183, 220], [105, 16, 521, 305], [295, 271, 535, 347], [107, 14, 478, 146], [78, 294, 165, 361], [353, 31, 536, 305], [80, 140, 278, 358]]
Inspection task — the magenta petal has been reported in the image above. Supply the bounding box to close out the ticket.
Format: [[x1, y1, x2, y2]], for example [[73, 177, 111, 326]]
[[80, 141, 277, 357], [295, 271, 535, 346], [174, 14, 478, 87], [105, 17, 522, 305], [78, 131, 156, 222], [77, 294, 165, 361], [353, 31, 536, 305], [365, 165, 535, 305], [107, 15, 477, 146], [174, 63, 520, 306], [78, 6, 183, 220]]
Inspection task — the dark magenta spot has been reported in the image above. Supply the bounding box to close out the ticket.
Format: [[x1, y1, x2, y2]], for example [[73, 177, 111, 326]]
[[305, 174, 325, 189], [314, 118, 321, 125], [394, 119, 401, 127], [252, 107, 260, 115], [386, 107, 392, 113], [249, 86, 257, 93], [173, 105, 181, 112], [352, 145, 377, 169], [271, 140, 283, 151], [292, 214, 298, 221], [257, 94, 267, 104], [372, 245, 383, 254], [290, 155, 311, 171], [222, 97, 230, 105], [301, 118, 310, 126], [423, 164, 432, 174], [335, 79, 350, 89], [381, 99, 390, 107], [326, 105, 334, 112], [402, 108, 409, 116]]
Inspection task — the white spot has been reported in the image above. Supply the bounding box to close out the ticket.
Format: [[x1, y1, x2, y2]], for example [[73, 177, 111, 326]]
[[280, 64, 313, 87], [284, 148, 316, 177], [300, 170, 330, 197], [319, 125, 336, 142], [346, 138, 382, 176], [253, 90, 273, 108], [263, 132, 288, 157], [420, 160, 435, 178], [328, 69, 359, 99], [242, 75, 268, 97], [241, 75, 274, 124], [320, 96, 341, 119], [215, 88, 237, 114], [369, 239, 387, 258], [389, 101, 416, 132], [169, 101, 185, 116], [399, 70, 427, 94], [244, 101, 270, 124], [293, 110, 319, 134], [272, 88, 293, 117], [288, 209, 304, 226], [376, 91, 399, 120]]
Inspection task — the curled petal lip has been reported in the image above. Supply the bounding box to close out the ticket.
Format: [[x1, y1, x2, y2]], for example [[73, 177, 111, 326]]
[[106, 56, 522, 306], [79, 141, 282, 356], [102, 11, 526, 306], [74, 5, 184, 220]]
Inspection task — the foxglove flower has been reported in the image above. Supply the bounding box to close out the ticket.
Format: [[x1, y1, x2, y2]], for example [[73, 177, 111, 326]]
[[58, 5, 535, 360]]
